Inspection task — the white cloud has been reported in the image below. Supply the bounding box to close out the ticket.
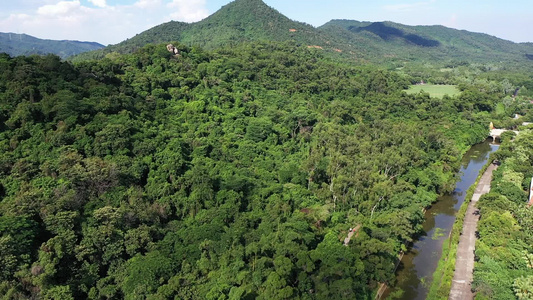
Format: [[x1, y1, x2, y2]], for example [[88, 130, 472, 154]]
[[88, 0, 107, 8], [384, 0, 436, 12], [0, 0, 173, 45], [134, 0, 162, 9], [37, 0, 81, 16], [6, 13, 32, 21], [0, 0, 209, 44], [167, 0, 208, 23]]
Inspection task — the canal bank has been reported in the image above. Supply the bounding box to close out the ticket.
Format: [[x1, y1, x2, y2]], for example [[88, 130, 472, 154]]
[[380, 139, 499, 300], [448, 162, 498, 299]]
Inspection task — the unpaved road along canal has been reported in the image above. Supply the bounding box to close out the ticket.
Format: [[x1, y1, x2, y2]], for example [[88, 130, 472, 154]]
[[381, 139, 498, 300]]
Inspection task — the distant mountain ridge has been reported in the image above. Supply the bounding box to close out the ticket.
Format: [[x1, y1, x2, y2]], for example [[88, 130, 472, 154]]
[[348, 22, 441, 47], [0, 32, 104, 59], [320, 20, 533, 65], [72, 0, 533, 66]]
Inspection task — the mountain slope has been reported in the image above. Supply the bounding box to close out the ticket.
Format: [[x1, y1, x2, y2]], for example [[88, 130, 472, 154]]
[[0, 38, 503, 300], [320, 20, 533, 66], [73, 0, 533, 68], [181, 0, 319, 45], [0, 32, 104, 59], [72, 0, 348, 61]]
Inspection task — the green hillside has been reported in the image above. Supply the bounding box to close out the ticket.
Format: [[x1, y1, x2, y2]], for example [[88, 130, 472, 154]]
[[3, 0, 533, 298], [2, 39, 515, 299], [181, 0, 322, 46], [0, 32, 104, 59], [320, 20, 533, 67], [73, 0, 347, 62], [72, 0, 533, 69]]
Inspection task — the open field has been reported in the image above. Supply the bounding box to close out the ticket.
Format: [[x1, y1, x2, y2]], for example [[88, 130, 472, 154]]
[[405, 84, 460, 98]]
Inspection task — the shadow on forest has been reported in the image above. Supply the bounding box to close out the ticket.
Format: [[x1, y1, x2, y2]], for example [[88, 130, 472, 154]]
[[349, 22, 441, 47]]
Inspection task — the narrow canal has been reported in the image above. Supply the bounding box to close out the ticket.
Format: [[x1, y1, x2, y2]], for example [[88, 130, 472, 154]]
[[382, 139, 499, 300]]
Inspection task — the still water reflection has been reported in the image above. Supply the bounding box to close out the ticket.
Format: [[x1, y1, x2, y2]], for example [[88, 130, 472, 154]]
[[382, 140, 498, 300]]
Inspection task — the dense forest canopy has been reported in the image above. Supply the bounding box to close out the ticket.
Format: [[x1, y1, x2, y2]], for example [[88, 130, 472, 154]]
[[0, 40, 531, 299]]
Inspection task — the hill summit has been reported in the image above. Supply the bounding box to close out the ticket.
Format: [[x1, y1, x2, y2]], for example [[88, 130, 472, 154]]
[[73, 0, 341, 61], [73, 0, 533, 66], [181, 0, 322, 46]]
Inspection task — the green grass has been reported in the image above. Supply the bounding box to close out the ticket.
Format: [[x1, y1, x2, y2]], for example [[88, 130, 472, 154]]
[[405, 84, 460, 98]]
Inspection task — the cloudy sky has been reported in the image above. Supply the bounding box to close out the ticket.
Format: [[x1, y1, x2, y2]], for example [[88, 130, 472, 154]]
[[0, 0, 531, 45]]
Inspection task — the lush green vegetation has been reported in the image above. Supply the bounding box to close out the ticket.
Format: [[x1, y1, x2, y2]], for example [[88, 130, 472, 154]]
[[0, 39, 507, 299], [320, 20, 533, 70], [428, 127, 533, 299], [0, 32, 104, 59], [72, 0, 533, 72], [472, 131, 533, 300], [404, 84, 460, 98], [427, 94, 532, 299], [3, 1, 533, 298], [72, 0, 344, 62]]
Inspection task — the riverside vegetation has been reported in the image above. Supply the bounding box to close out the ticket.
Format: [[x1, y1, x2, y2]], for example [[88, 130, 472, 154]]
[[473, 130, 533, 300], [427, 129, 533, 300]]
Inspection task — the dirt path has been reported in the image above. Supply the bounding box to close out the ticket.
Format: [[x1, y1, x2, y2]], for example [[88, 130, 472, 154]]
[[343, 224, 361, 246], [449, 163, 498, 300]]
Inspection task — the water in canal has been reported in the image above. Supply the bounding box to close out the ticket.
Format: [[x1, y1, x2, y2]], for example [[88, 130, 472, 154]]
[[382, 139, 499, 300]]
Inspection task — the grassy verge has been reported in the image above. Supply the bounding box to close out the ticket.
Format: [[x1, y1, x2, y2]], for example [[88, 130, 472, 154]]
[[404, 84, 460, 98], [426, 153, 495, 299]]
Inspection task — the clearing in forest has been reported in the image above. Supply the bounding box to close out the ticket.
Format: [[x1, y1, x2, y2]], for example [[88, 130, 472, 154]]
[[405, 84, 460, 98]]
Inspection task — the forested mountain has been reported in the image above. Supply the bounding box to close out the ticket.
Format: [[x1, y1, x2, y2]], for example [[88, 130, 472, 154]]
[[73, 0, 345, 61], [73, 0, 533, 69], [0, 32, 104, 59], [320, 20, 533, 66], [2, 0, 533, 298], [0, 40, 511, 299]]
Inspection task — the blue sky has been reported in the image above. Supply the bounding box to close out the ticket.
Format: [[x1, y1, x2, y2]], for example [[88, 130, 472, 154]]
[[0, 0, 531, 45]]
